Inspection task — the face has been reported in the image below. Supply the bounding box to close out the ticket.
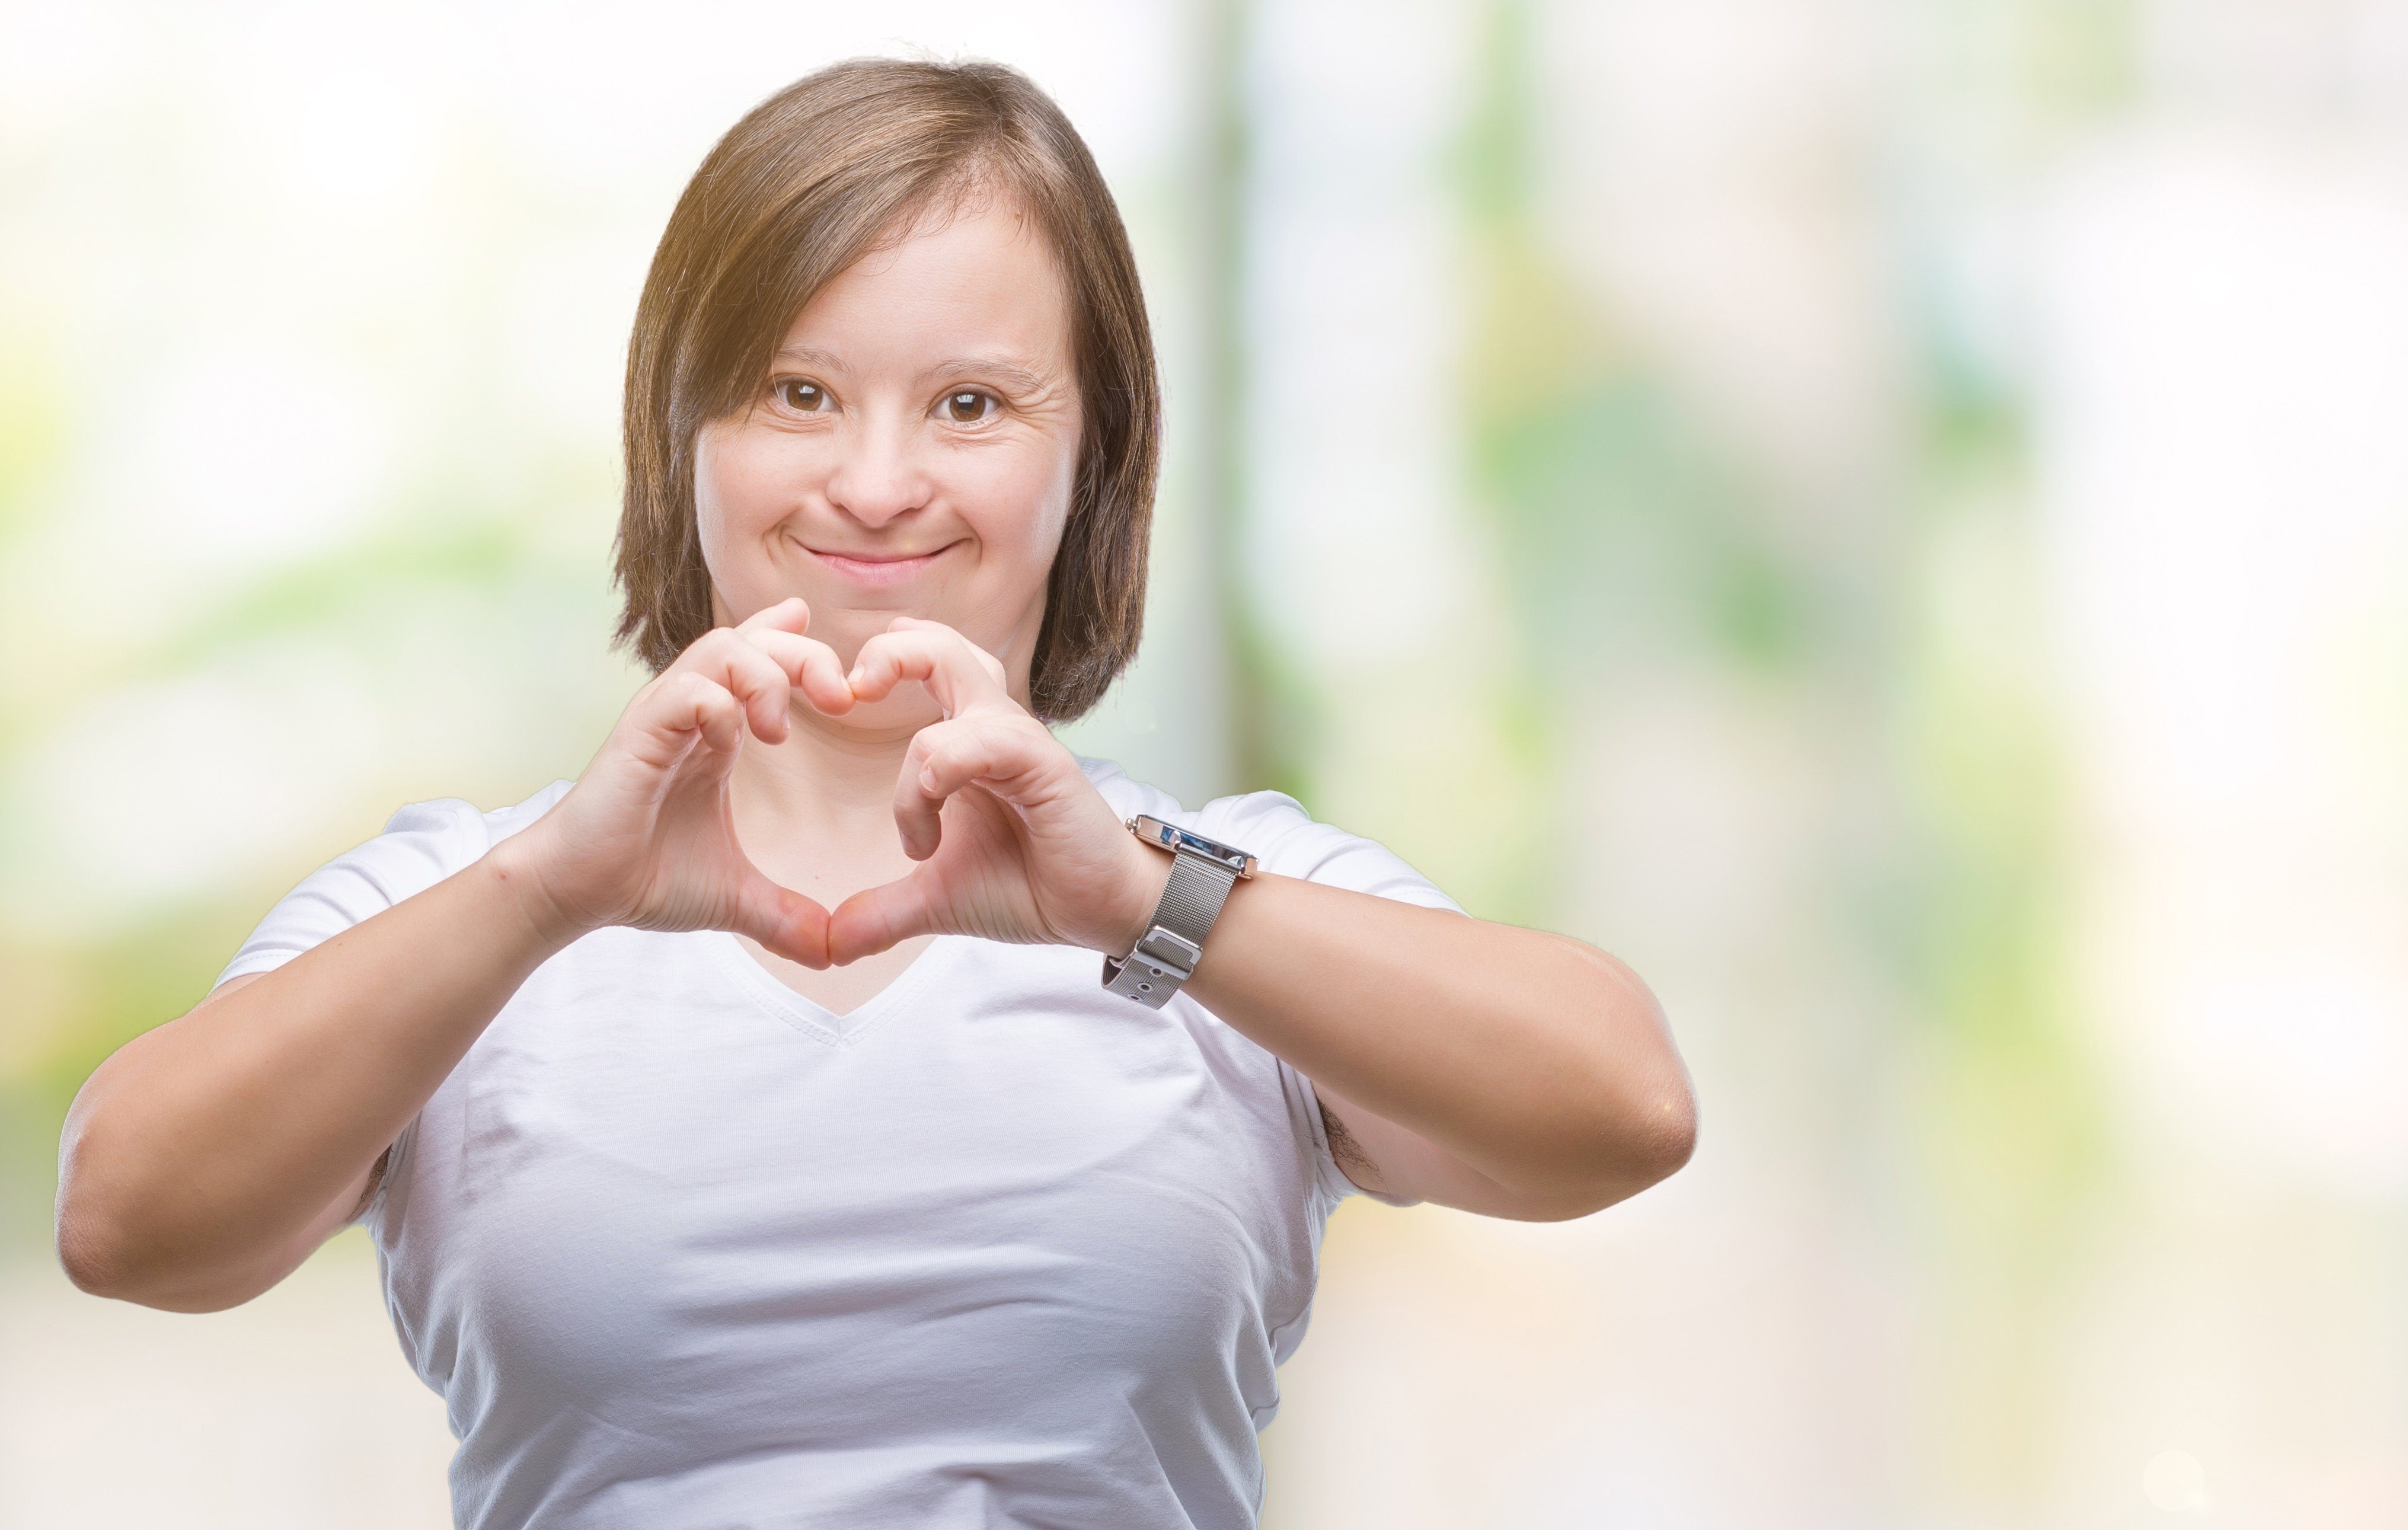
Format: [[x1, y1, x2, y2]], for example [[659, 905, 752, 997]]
[[694, 187, 1081, 718]]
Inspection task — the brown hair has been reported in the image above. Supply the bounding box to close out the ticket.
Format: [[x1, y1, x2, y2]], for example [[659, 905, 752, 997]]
[[611, 58, 1160, 723]]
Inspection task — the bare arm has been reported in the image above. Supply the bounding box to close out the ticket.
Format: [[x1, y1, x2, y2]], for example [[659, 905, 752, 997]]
[[812, 619, 1698, 1223], [55, 601, 852, 1314], [55, 852, 577, 1312], [1179, 876, 1696, 1221]]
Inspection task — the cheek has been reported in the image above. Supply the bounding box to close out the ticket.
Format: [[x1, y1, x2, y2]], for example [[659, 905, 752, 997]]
[[983, 449, 1074, 575], [695, 427, 800, 558], [993, 428, 1080, 567]]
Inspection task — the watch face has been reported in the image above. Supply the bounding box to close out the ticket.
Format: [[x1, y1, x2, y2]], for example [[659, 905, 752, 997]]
[[1131, 815, 1258, 877]]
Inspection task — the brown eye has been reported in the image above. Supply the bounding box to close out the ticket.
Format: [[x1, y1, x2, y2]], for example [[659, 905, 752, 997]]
[[943, 390, 994, 423], [776, 379, 826, 411]]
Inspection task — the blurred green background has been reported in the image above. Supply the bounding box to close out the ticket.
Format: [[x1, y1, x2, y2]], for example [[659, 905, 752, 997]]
[[5, 1, 2407, 1524]]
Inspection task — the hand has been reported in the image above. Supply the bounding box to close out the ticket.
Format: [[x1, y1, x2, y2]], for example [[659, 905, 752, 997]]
[[491, 598, 857, 966], [822, 617, 1169, 965]]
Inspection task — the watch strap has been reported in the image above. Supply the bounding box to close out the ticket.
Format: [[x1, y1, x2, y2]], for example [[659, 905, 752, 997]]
[[1103, 849, 1241, 1008]]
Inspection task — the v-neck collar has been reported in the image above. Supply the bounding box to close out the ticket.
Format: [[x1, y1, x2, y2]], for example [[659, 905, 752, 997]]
[[707, 930, 963, 1047]]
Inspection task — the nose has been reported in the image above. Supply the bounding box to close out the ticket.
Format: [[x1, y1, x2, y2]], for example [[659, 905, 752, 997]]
[[823, 413, 930, 530]]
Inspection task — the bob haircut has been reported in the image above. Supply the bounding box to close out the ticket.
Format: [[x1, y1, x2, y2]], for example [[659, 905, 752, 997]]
[[611, 58, 1161, 723]]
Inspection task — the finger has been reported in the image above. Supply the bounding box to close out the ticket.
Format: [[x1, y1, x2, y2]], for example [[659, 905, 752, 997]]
[[738, 627, 855, 717], [637, 671, 749, 759], [826, 868, 941, 965], [846, 621, 1014, 720], [883, 615, 1008, 685], [729, 868, 832, 968], [892, 717, 1034, 860], [892, 721, 960, 861], [668, 627, 796, 743], [735, 595, 813, 639], [915, 717, 1056, 807]]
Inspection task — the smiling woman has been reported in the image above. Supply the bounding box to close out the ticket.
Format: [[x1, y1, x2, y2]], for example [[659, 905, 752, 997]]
[[694, 193, 1082, 683], [51, 56, 1695, 1530], [614, 60, 1157, 724]]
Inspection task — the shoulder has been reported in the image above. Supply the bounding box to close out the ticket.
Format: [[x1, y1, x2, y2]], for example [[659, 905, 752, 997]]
[[295, 775, 577, 908], [481, 777, 574, 845], [371, 777, 573, 876], [1072, 756, 1462, 913], [212, 778, 577, 991]]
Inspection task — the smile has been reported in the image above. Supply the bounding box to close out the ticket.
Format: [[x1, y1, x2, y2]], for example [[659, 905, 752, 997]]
[[803, 540, 960, 587]]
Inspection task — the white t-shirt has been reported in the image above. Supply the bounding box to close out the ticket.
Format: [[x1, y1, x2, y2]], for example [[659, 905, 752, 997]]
[[218, 757, 1460, 1529]]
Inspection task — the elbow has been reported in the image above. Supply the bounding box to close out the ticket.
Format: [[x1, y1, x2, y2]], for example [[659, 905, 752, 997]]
[[1576, 1081, 1697, 1216], [1496, 1084, 1697, 1225], [54, 1196, 163, 1305], [1575, 942, 1697, 1206], [56, 1213, 122, 1299], [55, 1114, 129, 1298], [55, 1156, 148, 1303], [55, 1212, 259, 1313], [54, 1078, 146, 1301], [1534, 1056, 1697, 1222], [55, 1130, 248, 1313], [1631, 1079, 1698, 1188]]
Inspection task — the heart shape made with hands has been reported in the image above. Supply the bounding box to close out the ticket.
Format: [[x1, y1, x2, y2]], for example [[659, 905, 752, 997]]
[[725, 603, 1160, 973]]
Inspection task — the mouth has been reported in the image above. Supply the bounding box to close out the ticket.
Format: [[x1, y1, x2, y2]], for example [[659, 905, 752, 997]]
[[802, 539, 962, 587]]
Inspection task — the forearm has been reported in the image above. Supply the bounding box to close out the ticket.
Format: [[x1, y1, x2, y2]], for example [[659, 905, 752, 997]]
[[1179, 874, 1695, 1207], [56, 848, 577, 1307]]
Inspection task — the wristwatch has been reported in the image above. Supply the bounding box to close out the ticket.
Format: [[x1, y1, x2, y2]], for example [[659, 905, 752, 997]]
[[1103, 815, 1258, 1008]]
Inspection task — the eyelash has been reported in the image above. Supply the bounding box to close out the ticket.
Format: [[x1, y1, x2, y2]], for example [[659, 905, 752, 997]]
[[773, 378, 828, 413], [768, 379, 1004, 426], [939, 389, 1001, 425]]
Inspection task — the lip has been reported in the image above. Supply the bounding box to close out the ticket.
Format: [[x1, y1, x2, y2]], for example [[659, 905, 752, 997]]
[[803, 540, 960, 587]]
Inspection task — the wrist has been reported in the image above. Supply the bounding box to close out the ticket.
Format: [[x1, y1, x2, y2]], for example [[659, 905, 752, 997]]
[[480, 831, 595, 954], [1097, 817, 1259, 1009], [1107, 836, 1175, 956]]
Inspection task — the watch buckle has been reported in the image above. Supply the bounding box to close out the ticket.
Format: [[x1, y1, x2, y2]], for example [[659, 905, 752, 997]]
[[1132, 925, 1201, 979]]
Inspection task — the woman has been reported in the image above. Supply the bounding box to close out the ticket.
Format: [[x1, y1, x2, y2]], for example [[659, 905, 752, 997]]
[[56, 58, 1695, 1528]]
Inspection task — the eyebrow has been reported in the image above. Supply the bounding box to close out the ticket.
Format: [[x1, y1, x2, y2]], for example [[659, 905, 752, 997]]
[[769, 346, 1055, 397], [919, 356, 1054, 396], [771, 345, 848, 373]]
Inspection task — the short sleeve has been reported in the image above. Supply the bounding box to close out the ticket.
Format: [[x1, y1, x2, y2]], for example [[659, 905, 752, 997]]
[[212, 796, 499, 992], [1195, 789, 1465, 915], [1195, 790, 1463, 1209]]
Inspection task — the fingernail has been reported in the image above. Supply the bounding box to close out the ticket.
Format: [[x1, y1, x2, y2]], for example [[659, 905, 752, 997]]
[[919, 765, 938, 792]]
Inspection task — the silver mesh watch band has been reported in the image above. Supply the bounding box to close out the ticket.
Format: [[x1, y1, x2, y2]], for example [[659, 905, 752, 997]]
[[1103, 819, 1251, 1009]]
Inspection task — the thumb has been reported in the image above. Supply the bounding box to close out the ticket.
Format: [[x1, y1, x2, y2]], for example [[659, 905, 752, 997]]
[[730, 868, 831, 967], [828, 869, 941, 966]]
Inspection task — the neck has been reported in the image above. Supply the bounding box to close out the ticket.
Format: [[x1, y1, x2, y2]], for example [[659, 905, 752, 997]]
[[736, 705, 916, 816], [724, 662, 1044, 888], [704, 586, 1046, 873]]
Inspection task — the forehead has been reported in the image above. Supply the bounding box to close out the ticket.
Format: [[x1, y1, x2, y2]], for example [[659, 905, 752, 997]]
[[777, 189, 1074, 372]]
